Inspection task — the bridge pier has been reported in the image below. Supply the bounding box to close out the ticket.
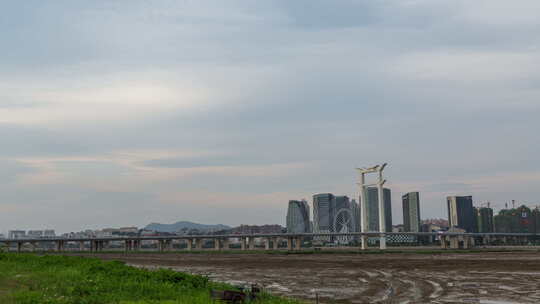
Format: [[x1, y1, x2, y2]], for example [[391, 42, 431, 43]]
[[241, 237, 247, 251], [287, 237, 293, 251], [294, 237, 302, 251], [461, 236, 470, 249], [264, 238, 271, 250], [222, 238, 229, 250], [214, 238, 220, 251], [449, 236, 459, 249], [248, 237, 255, 250], [440, 235, 448, 249], [272, 237, 279, 250], [186, 239, 193, 251], [361, 236, 368, 250], [379, 233, 387, 250], [483, 235, 490, 246], [123, 240, 130, 253], [55, 240, 63, 252], [468, 236, 475, 248], [195, 239, 202, 250]]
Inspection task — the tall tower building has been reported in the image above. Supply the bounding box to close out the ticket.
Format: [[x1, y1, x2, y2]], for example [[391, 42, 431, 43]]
[[351, 199, 361, 233], [313, 193, 335, 234], [286, 200, 311, 233], [365, 187, 392, 232], [476, 207, 494, 233], [447, 196, 476, 232], [402, 192, 421, 232]]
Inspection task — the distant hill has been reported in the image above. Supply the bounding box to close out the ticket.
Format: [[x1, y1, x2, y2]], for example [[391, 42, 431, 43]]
[[144, 221, 231, 233]]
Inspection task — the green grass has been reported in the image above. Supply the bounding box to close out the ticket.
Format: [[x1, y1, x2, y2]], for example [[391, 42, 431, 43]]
[[0, 253, 302, 304]]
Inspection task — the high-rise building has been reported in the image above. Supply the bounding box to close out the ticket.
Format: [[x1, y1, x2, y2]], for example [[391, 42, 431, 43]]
[[476, 207, 494, 233], [494, 205, 536, 233], [351, 199, 361, 233], [286, 200, 311, 233], [313, 193, 335, 234], [365, 187, 392, 232], [447, 196, 476, 232], [402, 192, 421, 232]]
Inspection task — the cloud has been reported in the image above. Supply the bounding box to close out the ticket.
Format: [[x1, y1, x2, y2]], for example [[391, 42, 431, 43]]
[[1, 1, 539, 232]]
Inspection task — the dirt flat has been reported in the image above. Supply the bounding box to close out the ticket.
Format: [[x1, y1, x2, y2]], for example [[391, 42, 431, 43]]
[[66, 251, 540, 303]]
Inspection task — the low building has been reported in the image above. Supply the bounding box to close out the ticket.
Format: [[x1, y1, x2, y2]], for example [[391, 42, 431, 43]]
[[27, 230, 44, 238], [8, 230, 26, 239], [230, 225, 283, 235], [43, 230, 56, 237]]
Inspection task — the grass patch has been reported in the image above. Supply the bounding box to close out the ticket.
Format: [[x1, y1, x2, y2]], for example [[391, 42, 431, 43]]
[[0, 253, 301, 304]]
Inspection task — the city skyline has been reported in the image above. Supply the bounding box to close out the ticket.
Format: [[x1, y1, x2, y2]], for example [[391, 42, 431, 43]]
[[1, 1, 540, 233]]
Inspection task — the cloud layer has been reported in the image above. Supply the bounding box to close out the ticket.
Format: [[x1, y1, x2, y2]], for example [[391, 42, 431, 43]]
[[1, 0, 539, 233]]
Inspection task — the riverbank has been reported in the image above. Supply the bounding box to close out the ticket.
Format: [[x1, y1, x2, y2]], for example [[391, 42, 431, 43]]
[[0, 253, 301, 303], [68, 251, 540, 303]]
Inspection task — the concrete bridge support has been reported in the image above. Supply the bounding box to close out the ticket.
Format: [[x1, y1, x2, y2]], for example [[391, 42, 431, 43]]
[[186, 239, 193, 251], [248, 237, 255, 250], [79, 241, 85, 251], [449, 236, 459, 249], [241, 237, 247, 251], [124, 240, 130, 253], [294, 237, 302, 251], [195, 239, 202, 250], [272, 238, 279, 250], [132, 240, 139, 251], [440, 236, 448, 249], [468, 237, 475, 248], [461, 236, 470, 249], [287, 237, 293, 251], [264, 238, 271, 250], [360, 235, 368, 250], [222, 238, 229, 250], [55, 240, 64, 252], [214, 238, 220, 251]]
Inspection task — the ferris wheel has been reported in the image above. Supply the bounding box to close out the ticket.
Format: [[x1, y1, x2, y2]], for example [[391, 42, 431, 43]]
[[335, 209, 353, 232], [334, 208, 355, 244]]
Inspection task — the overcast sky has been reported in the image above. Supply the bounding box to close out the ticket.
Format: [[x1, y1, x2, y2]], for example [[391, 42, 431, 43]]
[[1, 0, 540, 233]]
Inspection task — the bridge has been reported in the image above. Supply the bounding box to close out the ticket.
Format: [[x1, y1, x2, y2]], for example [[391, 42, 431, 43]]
[[2, 232, 539, 253]]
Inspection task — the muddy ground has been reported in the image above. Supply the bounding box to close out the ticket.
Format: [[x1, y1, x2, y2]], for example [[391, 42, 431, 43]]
[[67, 251, 540, 303]]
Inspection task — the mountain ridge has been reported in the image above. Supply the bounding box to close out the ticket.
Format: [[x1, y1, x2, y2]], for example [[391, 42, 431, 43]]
[[144, 221, 231, 233]]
